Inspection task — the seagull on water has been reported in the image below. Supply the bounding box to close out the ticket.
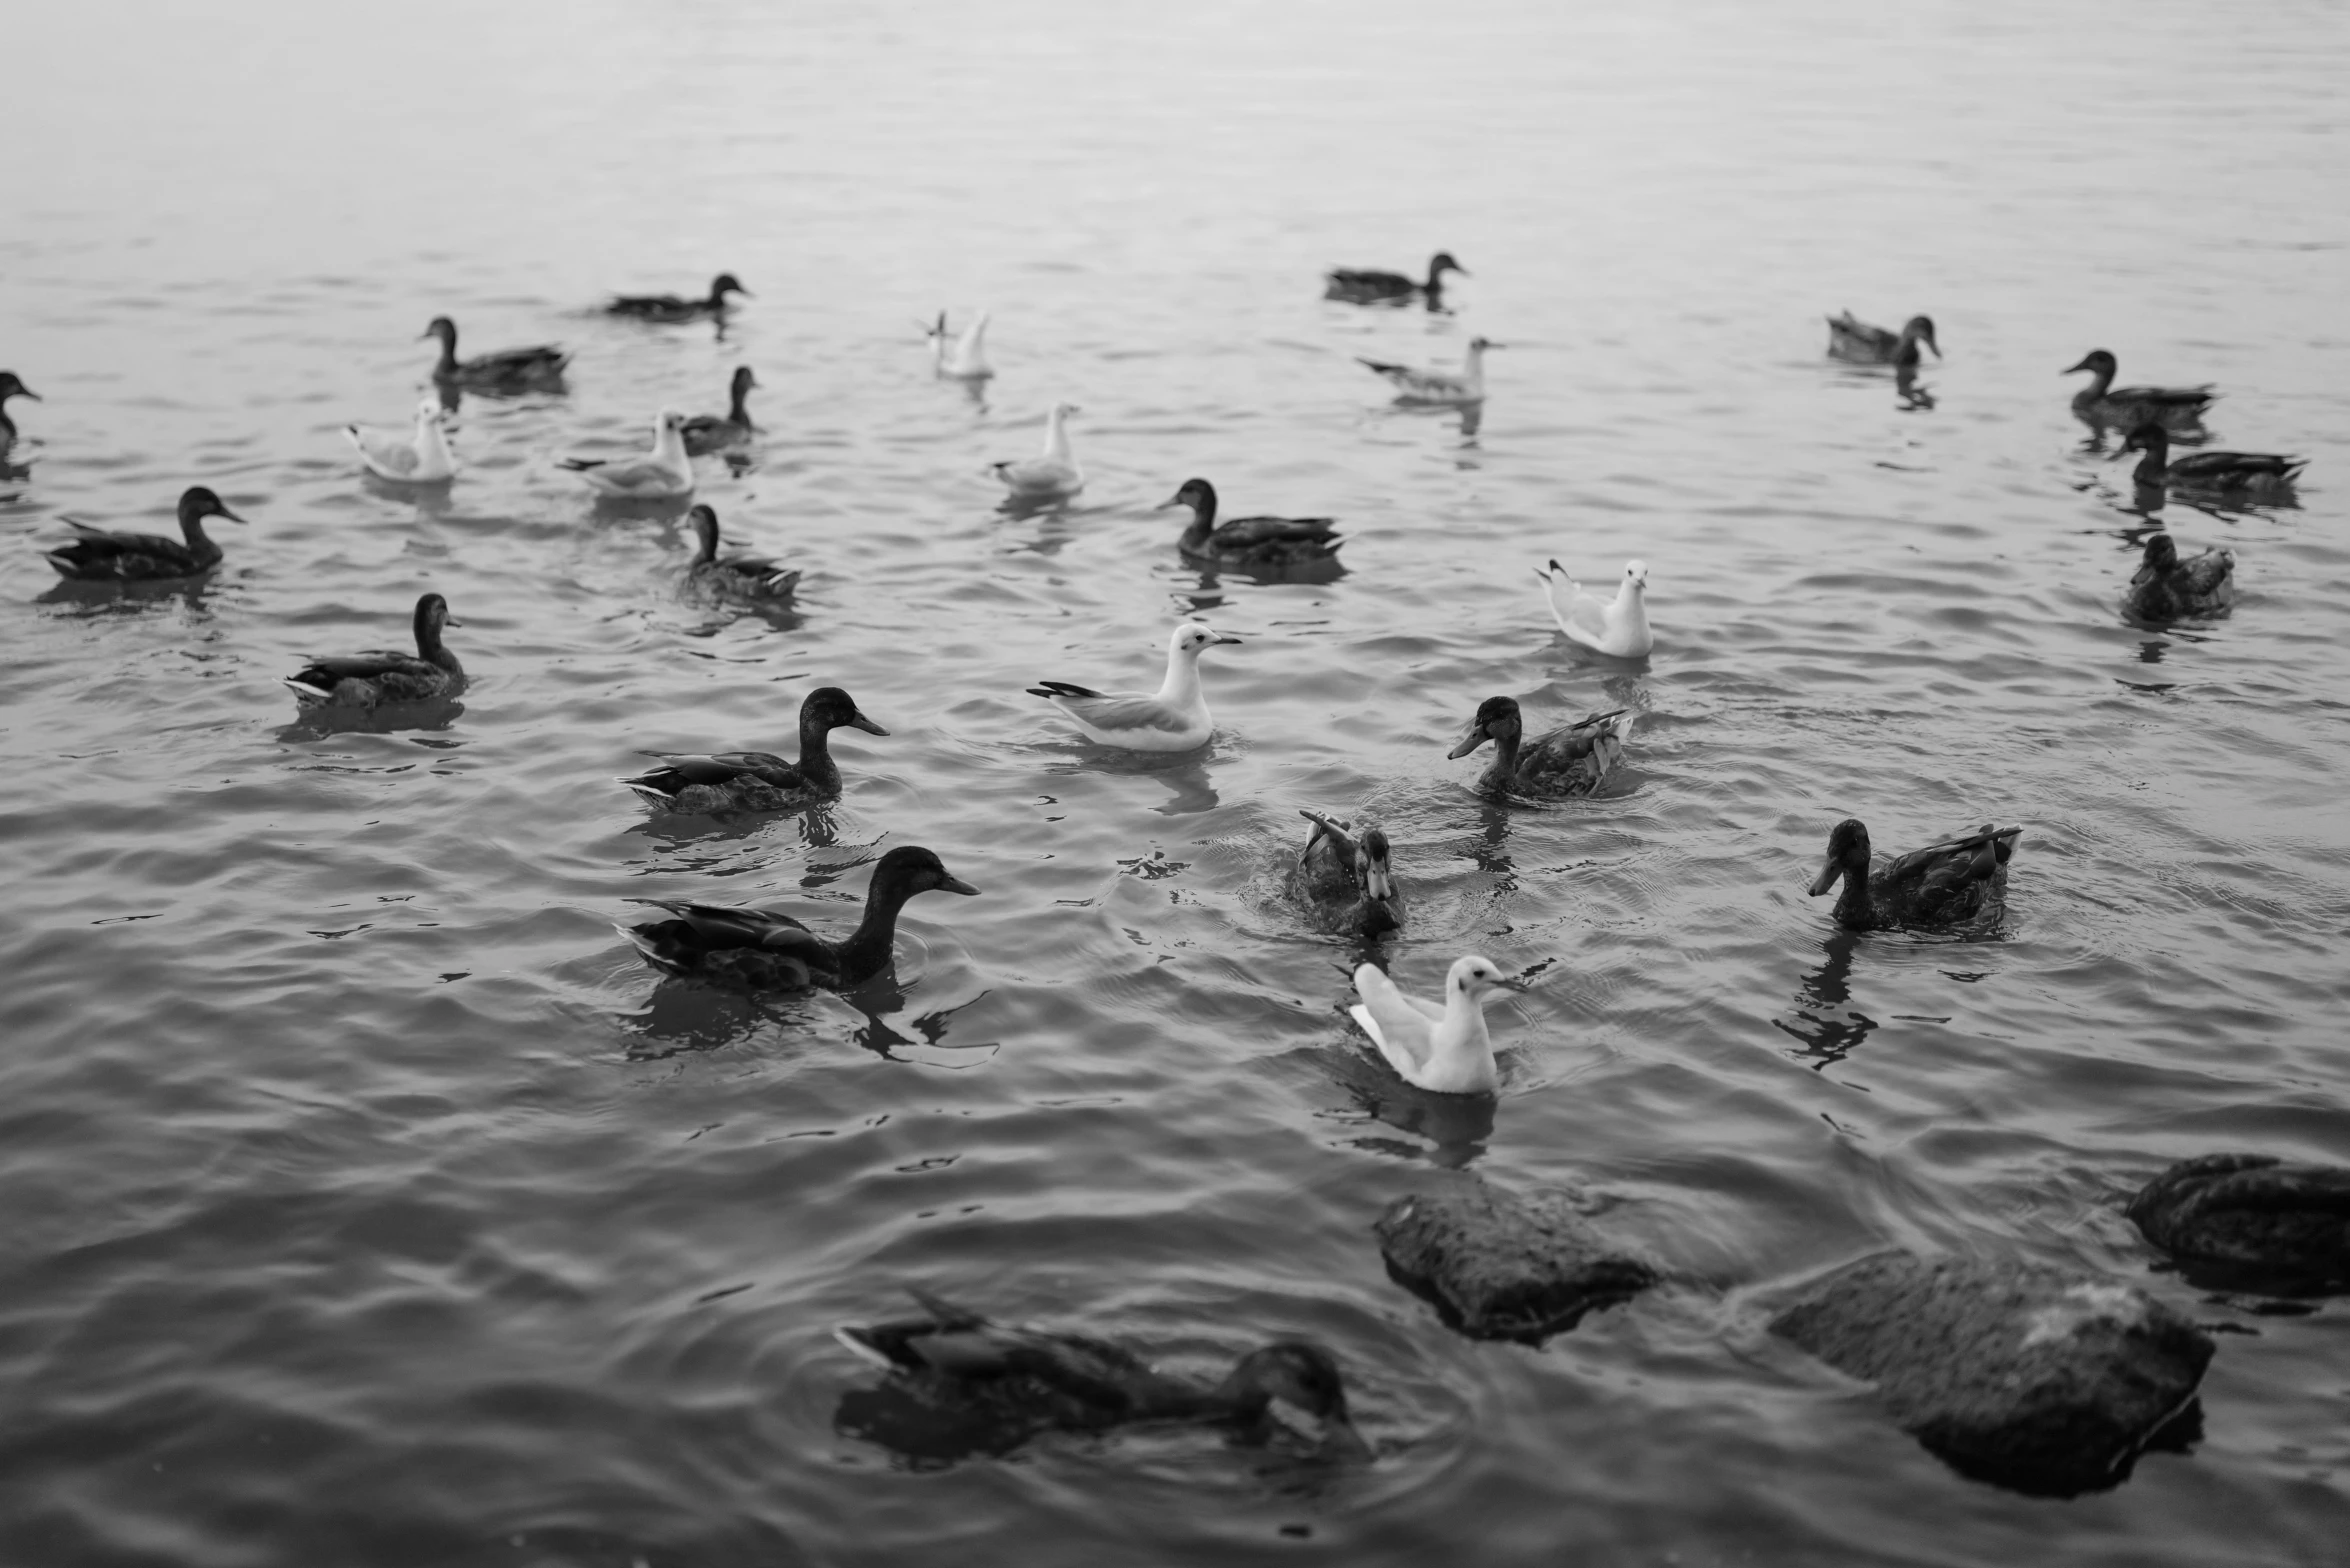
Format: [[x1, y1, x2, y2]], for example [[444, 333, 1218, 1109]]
[[1349, 955, 1523, 1095], [1358, 337, 1500, 405], [345, 398, 456, 483], [560, 410, 696, 499], [1027, 622, 1240, 751], [1534, 558, 1653, 657], [926, 311, 995, 380], [990, 402, 1082, 499]]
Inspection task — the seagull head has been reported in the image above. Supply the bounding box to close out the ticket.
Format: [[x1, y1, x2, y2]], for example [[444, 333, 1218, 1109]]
[[1170, 622, 1240, 660], [1446, 954, 1525, 1001], [1623, 560, 1649, 594]]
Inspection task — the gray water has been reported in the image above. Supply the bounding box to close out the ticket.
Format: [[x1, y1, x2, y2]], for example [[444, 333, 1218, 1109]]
[[5, 1, 2348, 1564]]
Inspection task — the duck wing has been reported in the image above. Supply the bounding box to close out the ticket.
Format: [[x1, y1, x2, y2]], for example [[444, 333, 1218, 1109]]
[[468, 345, 569, 376], [1517, 709, 1633, 795], [1207, 514, 1342, 560], [628, 752, 805, 792], [1294, 809, 1361, 900], [608, 292, 699, 318], [1325, 268, 1413, 296], [47, 525, 206, 579], [680, 414, 749, 454], [626, 898, 821, 951], [1826, 311, 1896, 359], [2169, 450, 2304, 486], [289, 649, 431, 687]]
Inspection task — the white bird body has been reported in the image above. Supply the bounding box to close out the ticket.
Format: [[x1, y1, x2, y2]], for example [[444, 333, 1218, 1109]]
[[345, 399, 455, 483], [1358, 337, 1498, 405], [929, 311, 994, 379], [991, 402, 1082, 497], [562, 410, 695, 499], [1535, 558, 1653, 657], [1348, 955, 1517, 1095], [1027, 622, 1239, 752]]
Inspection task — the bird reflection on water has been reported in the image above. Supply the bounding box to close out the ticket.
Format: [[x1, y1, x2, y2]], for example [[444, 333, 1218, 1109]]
[[1772, 926, 1880, 1068]]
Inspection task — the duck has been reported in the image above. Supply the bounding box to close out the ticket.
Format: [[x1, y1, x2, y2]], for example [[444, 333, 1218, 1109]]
[[2063, 350, 2214, 432], [835, 1287, 1368, 1460], [1349, 954, 1522, 1095], [559, 409, 696, 499], [1533, 558, 1653, 657], [619, 687, 886, 814], [1807, 819, 2021, 932], [924, 311, 994, 380], [344, 397, 456, 483], [2124, 532, 2234, 621], [606, 272, 749, 322], [681, 367, 760, 457], [44, 485, 246, 580], [285, 593, 465, 708], [2126, 1153, 2350, 1281], [1324, 251, 1467, 306], [618, 844, 978, 992], [1447, 695, 1633, 799], [1826, 311, 1940, 368], [1159, 478, 1343, 567], [989, 402, 1082, 499], [2119, 423, 2303, 498], [0, 371, 39, 447], [1028, 623, 1239, 752], [1357, 337, 1500, 405], [1291, 809, 1402, 937], [420, 315, 569, 392], [677, 504, 799, 602]]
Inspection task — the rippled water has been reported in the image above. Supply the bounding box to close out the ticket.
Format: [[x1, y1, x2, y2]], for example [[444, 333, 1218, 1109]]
[[5, 1, 2348, 1563]]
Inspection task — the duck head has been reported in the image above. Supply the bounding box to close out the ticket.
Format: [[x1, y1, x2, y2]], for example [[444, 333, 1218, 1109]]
[[1446, 953, 1526, 1002], [0, 371, 39, 404], [1902, 316, 1942, 359], [1428, 252, 1468, 281], [1170, 622, 1241, 661], [710, 272, 750, 303], [871, 845, 980, 900], [2063, 349, 2117, 380], [803, 685, 890, 738], [1447, 695, 1522, 759], [2118, 423, 2167, 459], [1220, 1341, 1370, 1460], [177, 486, 248, 530], [1159, 477, 1217, 525], [1358, 826, 1397, 906], [2138, 532, 2181, 576], [421, 316, 459, 350], [729, 365, 759, 397], [1808, 819, 1871, 897], [412, 591, 462, 647]]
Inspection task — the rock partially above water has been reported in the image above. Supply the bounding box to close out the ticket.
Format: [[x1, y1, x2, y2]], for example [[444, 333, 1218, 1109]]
[[1375, 1180, 1657, 1342], [1769, 1252, 2212, 1496], [2128, 1153, 2350, 1285]]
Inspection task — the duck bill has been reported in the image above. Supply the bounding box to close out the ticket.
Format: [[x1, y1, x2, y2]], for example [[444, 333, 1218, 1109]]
[[1155, 493, 1188, 510], [1362, 864, 1396, 903], [1445, 726, 1491, 760], [850, 712, 890, 736], [937, 875, 981, 897], [1807, 858, 1844, 898], [2060, 355, 2095, 375], [18, 388, 39, 401], [218, 507, 250, 526]]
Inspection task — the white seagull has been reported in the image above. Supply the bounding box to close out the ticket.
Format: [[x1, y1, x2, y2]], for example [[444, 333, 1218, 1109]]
[[1534, 558, 1653, 657], [1027, 622, 1239, 751], [560, 409, 696, 500], [990, 402, 1083, 499], [1349, 955, 1523, 1095], [344, 398, 456, 483], [1357, 336, 1501, 405], [926, 310, 994, 380]]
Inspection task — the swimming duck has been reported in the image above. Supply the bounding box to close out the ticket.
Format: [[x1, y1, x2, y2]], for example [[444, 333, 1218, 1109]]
[[925, 311, 994, 380], [420, 316, 569, 392], [560, 409, 696, 499], [681, 367, 760, 457], [620, 686, 886, 813], [836, 1287, 1368, 1460], [1807, 819, 2020, 932], [1324, 251, 1467, 306], [989, 402, 1083, 499], [1028, 623, 1239, 752], [1160, 478, 1343, 567], [606, 272, 749, 322], [0, 371, 39, 447], [678, 504, 799, 602], [2124, 532, 2234, 621], [2064, 350, 2214, 432], [344, 398, 456, 483], [1358, 337, 1499, 405], [618, 844, 978, 992], [1349, 955, 1521, 1095], [1534, 558, 1653, 657], [1826, 311, 1940, 368], [2119, 423, 2304, 497], [1447, 695, 1633, 799], [2126, 1153, 2350, 1281], [1291, 809, 1402, 937], [44, 485, 246, 580], [285, 592, 465, 708]]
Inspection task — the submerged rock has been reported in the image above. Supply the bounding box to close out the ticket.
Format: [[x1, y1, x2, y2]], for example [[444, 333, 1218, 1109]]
[[1374, 1180, 1657, 1341], [2128, 1153, 2350, 1286], [1770, 1252, 2212, 1496]]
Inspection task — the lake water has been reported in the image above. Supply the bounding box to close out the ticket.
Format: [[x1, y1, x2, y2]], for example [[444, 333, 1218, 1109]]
[[5, 1, 2348, 1563]]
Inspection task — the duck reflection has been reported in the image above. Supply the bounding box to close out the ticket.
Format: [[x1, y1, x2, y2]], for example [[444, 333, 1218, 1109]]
[[1772, 926, 1879, 1067], [622, 981, 816, 1060], [1895, 364, 1935, 411], [851, 989, 996, 1064], [275, 696, 465, 742], [38, 572, 221, 617]]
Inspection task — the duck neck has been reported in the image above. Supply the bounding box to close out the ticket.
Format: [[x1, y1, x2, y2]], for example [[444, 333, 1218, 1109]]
[[179, 514, 215, 555], [1483, 726, 1523, 788], [1834, 851, 1876, 927], [413, 610, 462, 678], [2132, 431, 2169, 485], [1894, 327, 1923, 369], [729, 382, 754, 425], [793, 715, 844, 792], [0, 404, 15, 442], [433, 330, 460, 377], [833, 875, 915, 986], [2077, 361, 2115, 401], [1179, 496, 1216, 550]]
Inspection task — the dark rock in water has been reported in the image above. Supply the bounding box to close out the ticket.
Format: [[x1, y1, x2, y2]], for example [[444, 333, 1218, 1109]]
[[2128, 1153, 2350, 1287], [1375, 1180, 1657, 1342], [1770, 1252, 2213, 1496]]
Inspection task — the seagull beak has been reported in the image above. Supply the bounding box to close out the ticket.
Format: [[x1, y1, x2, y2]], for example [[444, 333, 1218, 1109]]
[[1215, 634, 1243, 646], [850, 712, 890, 736], [937, 874, 981, 897], [1807, 857, 1844, 897], [1445, 723, 1490, 760]]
